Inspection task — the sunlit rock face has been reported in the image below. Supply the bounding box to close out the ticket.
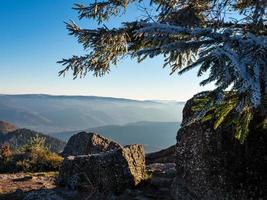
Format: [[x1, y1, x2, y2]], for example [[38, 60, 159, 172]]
[[61, 132, 121, 157], [58, 144, 145, 194], [172, 96, 267, 200]]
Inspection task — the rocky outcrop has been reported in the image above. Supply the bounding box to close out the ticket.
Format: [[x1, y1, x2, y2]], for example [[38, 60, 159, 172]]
[[58, 144, 145, 194], [61, 132, 121, 157], [172, 96, 267, 200], [145, 145, 175, 164]]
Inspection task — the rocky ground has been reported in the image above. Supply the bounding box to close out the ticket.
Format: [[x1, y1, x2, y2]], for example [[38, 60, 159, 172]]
[[0, 163, 176, 200], [0, 172, 57, 200]]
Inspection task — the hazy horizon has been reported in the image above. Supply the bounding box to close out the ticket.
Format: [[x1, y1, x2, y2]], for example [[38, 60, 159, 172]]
[[0, 93, 186, 102], [0, 94, 183, 133]]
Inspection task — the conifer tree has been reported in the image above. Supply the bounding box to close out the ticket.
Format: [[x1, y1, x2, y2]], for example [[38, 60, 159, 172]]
[[59, 0, 267, 143]]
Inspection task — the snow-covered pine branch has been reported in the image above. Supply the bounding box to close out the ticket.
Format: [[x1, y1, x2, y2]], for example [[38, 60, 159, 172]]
[[59, 0, 267, 142]]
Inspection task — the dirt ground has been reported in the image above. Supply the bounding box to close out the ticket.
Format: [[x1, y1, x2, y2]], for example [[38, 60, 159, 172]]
[[0, 172, 57, 200]]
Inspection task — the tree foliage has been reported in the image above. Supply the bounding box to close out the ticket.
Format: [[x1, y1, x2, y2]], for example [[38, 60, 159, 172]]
[[59, 0, 267, 142]]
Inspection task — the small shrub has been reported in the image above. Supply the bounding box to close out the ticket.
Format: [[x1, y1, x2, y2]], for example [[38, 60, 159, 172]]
[[0, 135, 63, 173], [15, 135, 63, 172], [0, 144, 14, 172]]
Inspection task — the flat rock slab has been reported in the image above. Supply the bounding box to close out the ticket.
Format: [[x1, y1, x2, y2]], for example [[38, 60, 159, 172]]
[[58, 144, 145, 194], [62, 132, 121, 157]]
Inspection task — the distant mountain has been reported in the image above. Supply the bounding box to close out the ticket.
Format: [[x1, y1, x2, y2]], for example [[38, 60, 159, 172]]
[[0, 94, 184, 133], [0, 121, 17, 134], [50, 121, 180, 153], [0, 127, 66, 153]]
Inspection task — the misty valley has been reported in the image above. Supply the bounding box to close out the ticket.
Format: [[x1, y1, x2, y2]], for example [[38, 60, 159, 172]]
[[0, 94, 183, 152]]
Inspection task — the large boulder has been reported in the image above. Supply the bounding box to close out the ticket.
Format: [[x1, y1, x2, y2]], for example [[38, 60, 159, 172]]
[[172, 95, 267, 200], [57, 144, 145, 194], [62, 132, 121, 157]]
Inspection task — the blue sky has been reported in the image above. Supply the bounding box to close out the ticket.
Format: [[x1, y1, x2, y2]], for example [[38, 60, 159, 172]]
[[0, 0, 213, 101]]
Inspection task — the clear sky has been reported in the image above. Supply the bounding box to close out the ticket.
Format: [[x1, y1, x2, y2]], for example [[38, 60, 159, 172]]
[[0, 0, 214, 101]]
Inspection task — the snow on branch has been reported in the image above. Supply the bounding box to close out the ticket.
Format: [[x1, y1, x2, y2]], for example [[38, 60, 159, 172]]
[[135, 22, 212, 36]]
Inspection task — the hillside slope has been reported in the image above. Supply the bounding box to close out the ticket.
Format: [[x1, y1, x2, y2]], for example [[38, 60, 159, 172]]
[[0, 128, 66, 153], [0, 121, 17, 134]]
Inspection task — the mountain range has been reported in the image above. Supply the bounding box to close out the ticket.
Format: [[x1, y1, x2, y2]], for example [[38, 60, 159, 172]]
[[50, 121, 180, 153], [0, 94, 184, 133]]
